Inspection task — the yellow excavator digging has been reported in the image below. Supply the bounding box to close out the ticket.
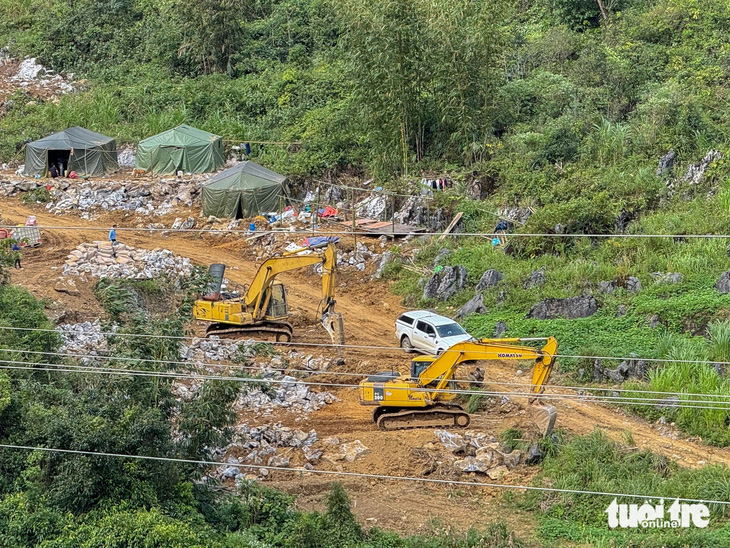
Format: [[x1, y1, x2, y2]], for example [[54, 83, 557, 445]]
[[193, 244, 345, 353], [359, 337, 558, 436]]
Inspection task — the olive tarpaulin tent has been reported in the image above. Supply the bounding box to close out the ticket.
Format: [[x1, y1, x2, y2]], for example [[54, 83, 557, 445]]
[[24, 126, 118, 177], [201, 161, 289, 219], [135, 124, 224, 175]]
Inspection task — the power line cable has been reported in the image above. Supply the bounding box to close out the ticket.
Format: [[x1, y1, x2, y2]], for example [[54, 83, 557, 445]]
[[4, 223, 730, 239], [0, 443, 726, 506], [4, 346, 730, 404], [1, 325, 727, 370], [3, 357, 730, 411]]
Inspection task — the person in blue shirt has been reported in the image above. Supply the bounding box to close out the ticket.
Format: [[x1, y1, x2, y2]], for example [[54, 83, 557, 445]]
[[11, 242, 21, 269], [109, 225, 117, 257]]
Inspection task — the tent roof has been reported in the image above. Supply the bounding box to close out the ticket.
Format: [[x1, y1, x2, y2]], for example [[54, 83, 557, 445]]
[[28, 126, 115, 150], [138, 124, 221, 147], [204, 161, 287, 191]]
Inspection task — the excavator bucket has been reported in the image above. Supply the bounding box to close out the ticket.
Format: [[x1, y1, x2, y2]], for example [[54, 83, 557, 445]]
[[529, 402, 557, 438], [322, 312, 345, 362]]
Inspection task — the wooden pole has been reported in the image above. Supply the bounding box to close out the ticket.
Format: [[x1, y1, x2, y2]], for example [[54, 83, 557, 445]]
[[391, 194, 395, 236], [352, 189, 357, 251]]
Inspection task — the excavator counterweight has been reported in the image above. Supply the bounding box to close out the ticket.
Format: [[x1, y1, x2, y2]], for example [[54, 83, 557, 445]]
[[359, 337, 558, 436]]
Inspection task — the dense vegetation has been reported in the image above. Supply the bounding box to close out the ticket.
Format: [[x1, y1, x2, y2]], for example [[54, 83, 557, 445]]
[[0, 272, 534, 547], [4, 0, 730, 544]]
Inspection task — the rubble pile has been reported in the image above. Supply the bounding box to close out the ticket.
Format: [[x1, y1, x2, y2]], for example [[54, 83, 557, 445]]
[[62, 242, 192, 279], [56, 319, 113, 354], [215, 422, 319, 482], [336, 241, 381, 272], [46, 179, 201, 216], [3, 57, 78, 99], [179, 336, 286, 366], [235, 374, 338, 414], [117, 146, 136, 168], [0, 178, 202, 217], [356, 194, 387, 219], [434, 430, 524, 479]]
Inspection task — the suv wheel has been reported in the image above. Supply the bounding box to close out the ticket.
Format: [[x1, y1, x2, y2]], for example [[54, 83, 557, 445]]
[[400, 336, 414, 353]]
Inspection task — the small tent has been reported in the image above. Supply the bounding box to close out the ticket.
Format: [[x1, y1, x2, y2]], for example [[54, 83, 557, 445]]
[[24, 127, 118, 177], [135, 125, 224, 175], [201, 161, 289, 219]]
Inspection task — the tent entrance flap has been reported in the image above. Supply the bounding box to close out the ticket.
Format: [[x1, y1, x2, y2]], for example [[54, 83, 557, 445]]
[[48, 150, 70, 173]]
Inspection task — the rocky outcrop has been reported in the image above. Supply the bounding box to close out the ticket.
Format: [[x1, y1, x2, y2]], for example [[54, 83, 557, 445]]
[[598, 281, 616, 294], [394, 195, 431, 227], [495, 321, 507, 337], [716, 271, 730, 294], [593, 357, 648, 383], [455, 294, 487, 320], [476, 269, 503, 292], [523, 269, 545, 289], [423, 265, 467, 301], [656, 150, 676, 177], [433, 248, 453, 267], [651, 272, 683, 284], [683, 150, 722, 185], [527, 295, 597, 320], [624, 276, 642, 293]]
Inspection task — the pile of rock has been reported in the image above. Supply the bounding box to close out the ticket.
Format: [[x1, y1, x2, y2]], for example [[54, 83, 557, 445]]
[[356, 194, 387, 219], [435, 430, 530, 479], [0, 177, 202, 217], [62, 242, 192, 279], [43, 179, 201, 217], [217, 422, 319, 482], [56, 319, 113, 354], [178, 336, 279, 363], [337, 241, 382, 272], [235, 374, 338, 414]]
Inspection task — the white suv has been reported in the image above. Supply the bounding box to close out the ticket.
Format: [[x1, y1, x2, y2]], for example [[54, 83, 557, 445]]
[[395, 310, 473, 354]]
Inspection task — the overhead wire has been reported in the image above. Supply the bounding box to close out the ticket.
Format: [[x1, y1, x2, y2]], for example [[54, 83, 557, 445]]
[[4, 345, 730, 405], [2, 223, 730, 239], [3, 355, 730, 411], [6, 325, 730, 372], [0, 442, 726, 506]]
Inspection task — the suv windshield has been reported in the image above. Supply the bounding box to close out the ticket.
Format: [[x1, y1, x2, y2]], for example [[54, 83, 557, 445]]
[[435, 323, 467, 337]]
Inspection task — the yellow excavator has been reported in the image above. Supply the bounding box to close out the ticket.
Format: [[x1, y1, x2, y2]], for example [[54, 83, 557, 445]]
[[193, 244, 344, 347], [359, 337, 558, 435]]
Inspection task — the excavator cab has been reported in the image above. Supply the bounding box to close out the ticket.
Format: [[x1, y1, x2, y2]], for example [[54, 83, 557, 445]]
[[410, 356, 433, 379], [411, 355, 457, 391], [263, 282, 288, 319]]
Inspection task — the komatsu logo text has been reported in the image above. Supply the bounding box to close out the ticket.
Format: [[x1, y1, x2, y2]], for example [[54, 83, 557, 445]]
[[498, 353, 523, 358]]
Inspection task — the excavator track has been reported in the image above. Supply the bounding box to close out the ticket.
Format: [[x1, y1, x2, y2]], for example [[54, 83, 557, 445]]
[[374, 404, 470, 431], [204, 321, 293, 342]]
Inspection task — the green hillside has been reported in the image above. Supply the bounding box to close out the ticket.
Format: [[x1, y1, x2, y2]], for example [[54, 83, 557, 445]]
[[3, 0, 730, 545]]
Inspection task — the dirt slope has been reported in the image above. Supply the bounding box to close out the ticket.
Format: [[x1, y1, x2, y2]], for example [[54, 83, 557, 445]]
[[4, 198, 730, 537]]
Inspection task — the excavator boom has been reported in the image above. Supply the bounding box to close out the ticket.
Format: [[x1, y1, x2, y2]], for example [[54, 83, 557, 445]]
[[359, 336, 558, 435], [194, 244, 344, 350]]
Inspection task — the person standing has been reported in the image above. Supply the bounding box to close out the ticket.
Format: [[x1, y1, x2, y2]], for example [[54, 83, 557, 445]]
[[11, 242, 21, 269], [109, 225, 117, 257]]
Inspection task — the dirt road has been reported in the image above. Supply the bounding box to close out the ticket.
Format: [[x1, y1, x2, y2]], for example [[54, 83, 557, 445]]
[[4, 198, 730, 537]]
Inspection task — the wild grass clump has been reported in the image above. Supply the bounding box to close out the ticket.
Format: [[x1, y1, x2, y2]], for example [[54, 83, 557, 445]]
[[525, 430, 730, 545]]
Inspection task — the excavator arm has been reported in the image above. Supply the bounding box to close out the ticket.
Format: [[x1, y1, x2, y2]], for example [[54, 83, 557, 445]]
[[423, 337, 558, 436], [245, 254, 327, 315], [245, 244, 345, 353], [421, 337, 558, 399]]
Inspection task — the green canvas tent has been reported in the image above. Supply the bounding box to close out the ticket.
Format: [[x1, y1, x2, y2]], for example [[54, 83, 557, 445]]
[[24, 126, 118, 177], [201, 161, 289, 219], [135, 124, 224, 175]]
